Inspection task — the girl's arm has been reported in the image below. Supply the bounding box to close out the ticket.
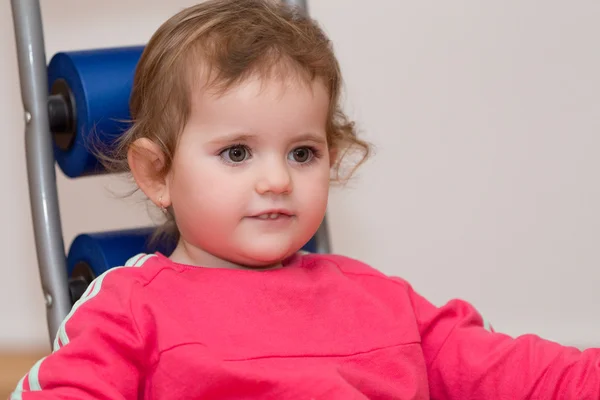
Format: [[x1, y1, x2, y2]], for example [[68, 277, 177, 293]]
[[10, 268, 151, 400], [404, 281, 600, 399]]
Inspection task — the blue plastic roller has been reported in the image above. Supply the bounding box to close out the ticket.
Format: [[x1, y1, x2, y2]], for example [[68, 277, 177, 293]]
[[66, 227, 174, 278], [47, 46, 145, 178]]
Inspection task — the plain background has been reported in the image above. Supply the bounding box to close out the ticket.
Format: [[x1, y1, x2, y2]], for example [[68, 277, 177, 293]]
[[0, 0, 599, 351]]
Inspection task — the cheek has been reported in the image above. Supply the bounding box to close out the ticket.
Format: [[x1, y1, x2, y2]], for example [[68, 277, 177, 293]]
[[170, 159, 244, 213], [295, 167, 330, 212]]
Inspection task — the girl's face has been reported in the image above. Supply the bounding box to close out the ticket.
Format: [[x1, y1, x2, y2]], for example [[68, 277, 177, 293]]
[[165, 76, 332, 269]]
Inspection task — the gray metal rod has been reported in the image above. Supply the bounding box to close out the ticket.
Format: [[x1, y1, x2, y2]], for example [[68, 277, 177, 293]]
[[11, 0, 71, 346], [283, 0, 308, 12], [315, 217, 332, 254]]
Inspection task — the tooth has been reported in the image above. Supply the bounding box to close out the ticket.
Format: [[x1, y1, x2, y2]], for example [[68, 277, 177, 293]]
[[270, 213, 278, 219]]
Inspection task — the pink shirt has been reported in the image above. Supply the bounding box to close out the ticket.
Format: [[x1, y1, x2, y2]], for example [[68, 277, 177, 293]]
[[10, 252, 600, 399]]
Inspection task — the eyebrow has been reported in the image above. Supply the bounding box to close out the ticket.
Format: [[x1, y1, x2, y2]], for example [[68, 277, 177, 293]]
[[209, 132, 327, 146], [293, 133, 328, 145], [208, 133, 256, 146]]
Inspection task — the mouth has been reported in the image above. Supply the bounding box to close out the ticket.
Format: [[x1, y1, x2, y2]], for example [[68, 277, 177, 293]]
[[250, 210, 294, 220]]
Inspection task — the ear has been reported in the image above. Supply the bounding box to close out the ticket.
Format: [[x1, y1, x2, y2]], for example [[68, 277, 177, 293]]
[[128, 138, 171, 209]]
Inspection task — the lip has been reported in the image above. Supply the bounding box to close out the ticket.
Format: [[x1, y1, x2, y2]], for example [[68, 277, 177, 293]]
[[249, 209, 294, 218]]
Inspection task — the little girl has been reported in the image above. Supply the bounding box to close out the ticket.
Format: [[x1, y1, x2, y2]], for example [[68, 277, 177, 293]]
[[11, 0, 600, 398]]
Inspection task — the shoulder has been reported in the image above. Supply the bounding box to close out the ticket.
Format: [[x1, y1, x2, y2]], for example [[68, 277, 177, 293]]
[[300, 253, 410, 287], [54, 254, 167, 351], [90, 252, 175, 291], [300, 252, 383, 275], [67, 252, 174, 319]]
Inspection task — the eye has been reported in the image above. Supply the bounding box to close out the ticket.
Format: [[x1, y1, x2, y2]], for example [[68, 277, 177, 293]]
[[220, 145, 250, 163], [289, 147, 313, 163]]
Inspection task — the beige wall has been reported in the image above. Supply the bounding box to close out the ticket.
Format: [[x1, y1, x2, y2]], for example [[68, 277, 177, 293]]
[[1, 0, 599, 351]]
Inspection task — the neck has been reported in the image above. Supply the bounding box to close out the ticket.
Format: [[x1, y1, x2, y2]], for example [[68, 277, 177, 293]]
[[168, 240, 284, 270]]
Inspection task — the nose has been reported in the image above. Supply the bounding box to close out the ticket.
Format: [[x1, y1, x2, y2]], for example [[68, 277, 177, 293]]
[[255, 158, 292, 195]]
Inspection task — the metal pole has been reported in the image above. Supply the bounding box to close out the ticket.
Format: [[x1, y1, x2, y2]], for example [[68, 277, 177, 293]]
[[283, 0, 309, 13], [314, 217, 331, 253], [11, 0, 71, 346]]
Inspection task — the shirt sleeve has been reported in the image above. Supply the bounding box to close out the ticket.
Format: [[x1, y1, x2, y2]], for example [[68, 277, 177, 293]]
[[404, 281, 600, 399], [10, 267, 152, 400]]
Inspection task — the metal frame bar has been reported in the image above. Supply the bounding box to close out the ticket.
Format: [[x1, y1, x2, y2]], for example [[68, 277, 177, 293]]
[[10, 0, 326, 346], [314, 218, 331, 254], [11, 0, 70, 346], [284, 0, 309, 13]]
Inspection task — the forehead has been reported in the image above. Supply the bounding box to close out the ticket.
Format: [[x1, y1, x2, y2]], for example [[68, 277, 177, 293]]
[[187, 73, 330, 140]]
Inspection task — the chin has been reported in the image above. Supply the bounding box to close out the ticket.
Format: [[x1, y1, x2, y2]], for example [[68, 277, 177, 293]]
[[247, 252, 290, 267], [240, 244, 299, 267]]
